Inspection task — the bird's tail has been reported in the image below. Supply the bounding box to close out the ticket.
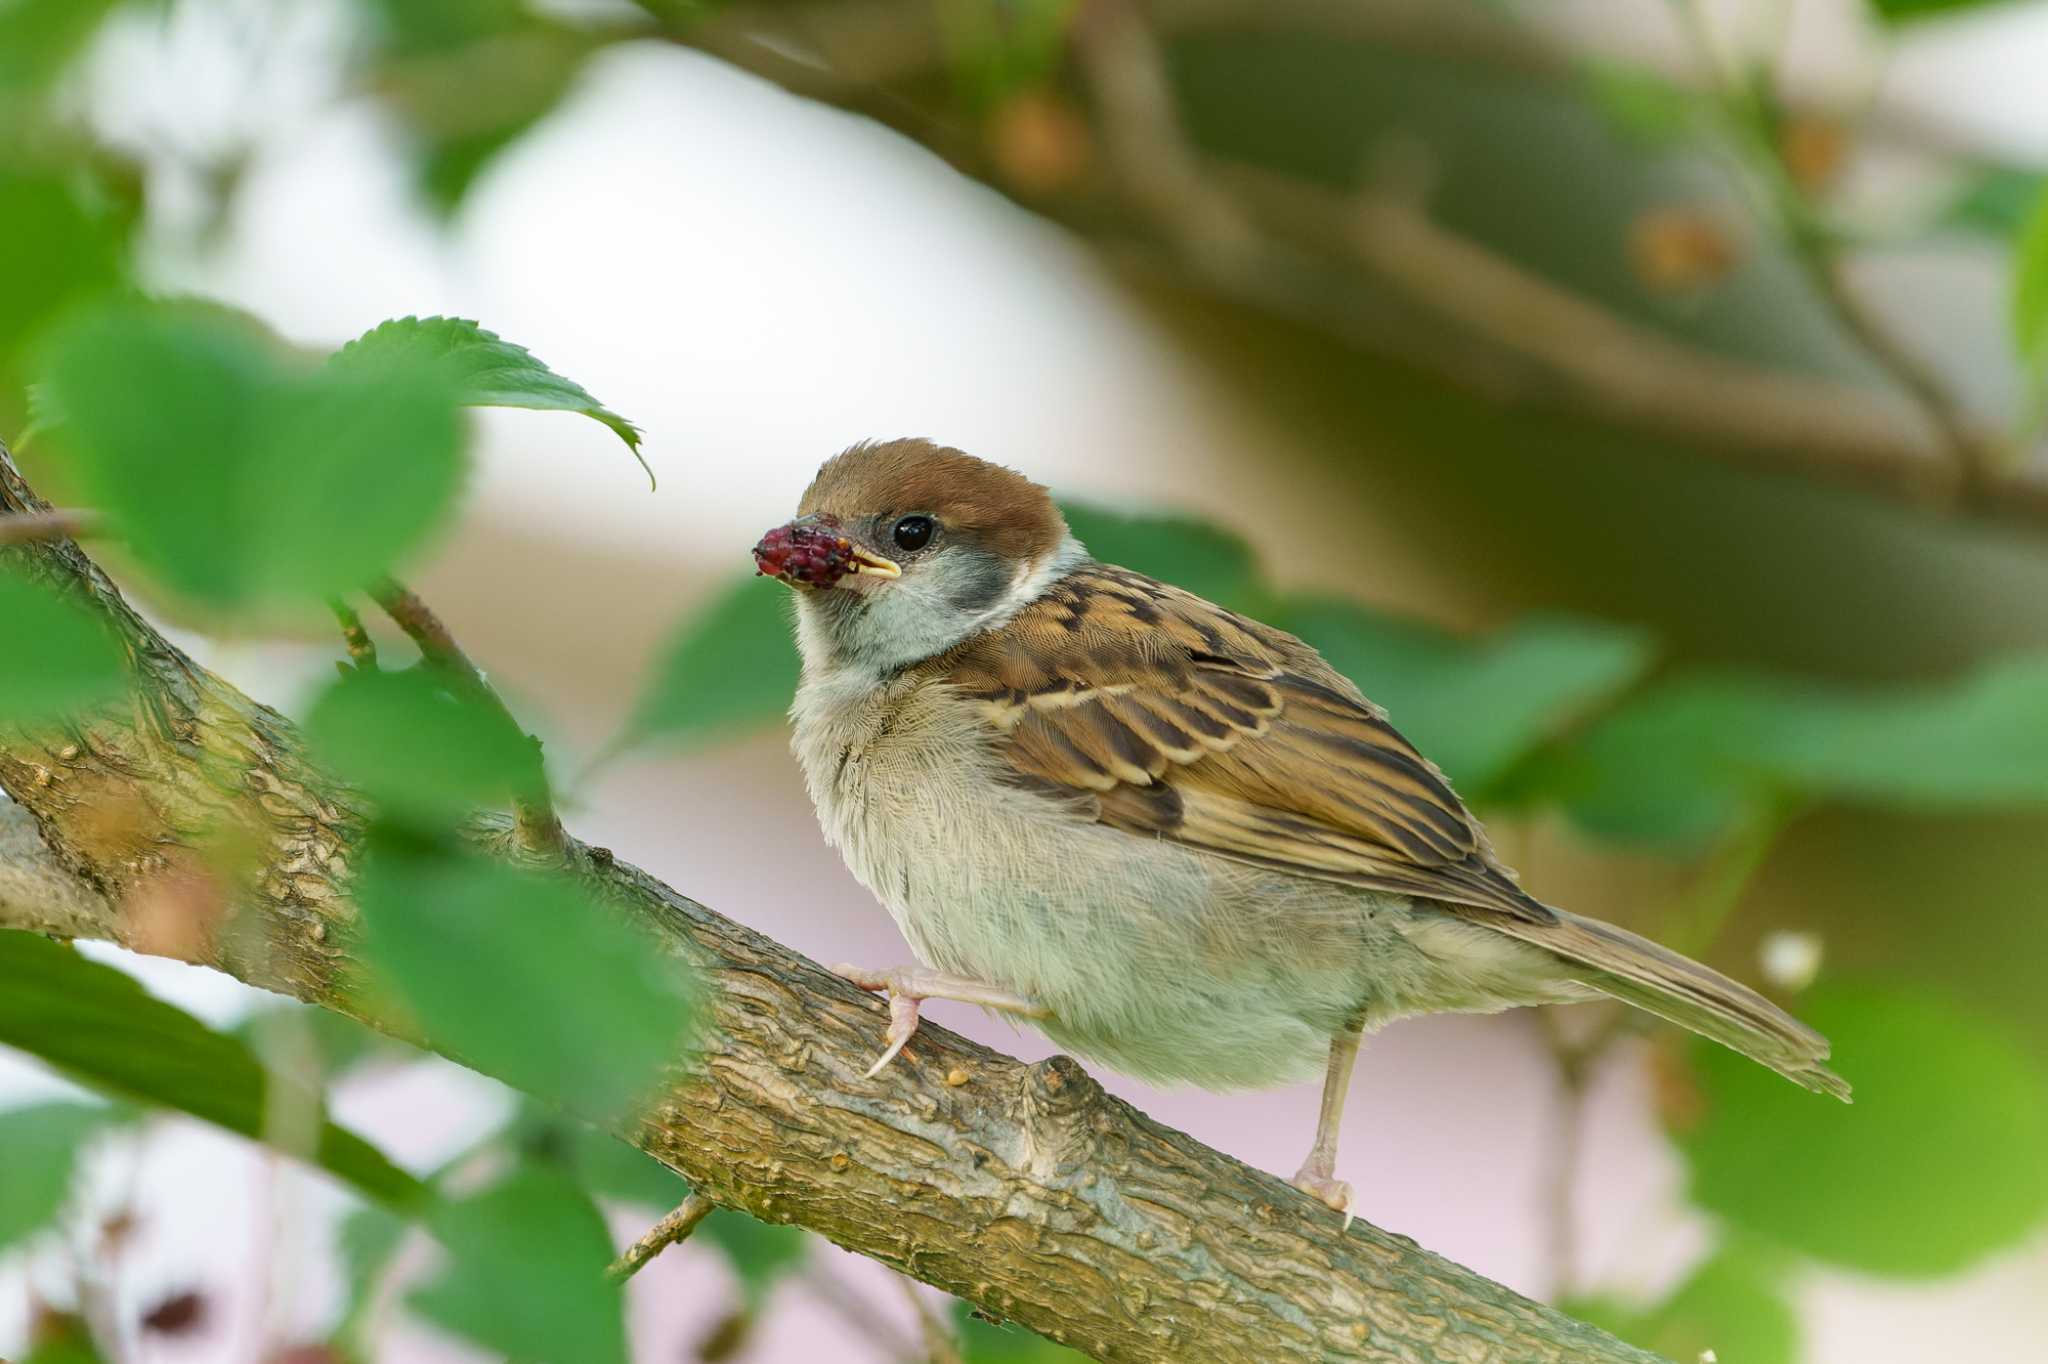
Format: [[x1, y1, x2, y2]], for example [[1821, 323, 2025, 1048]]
[[1495, 909, 1850, 1101]]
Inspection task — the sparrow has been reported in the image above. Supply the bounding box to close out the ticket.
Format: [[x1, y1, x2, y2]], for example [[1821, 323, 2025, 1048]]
[[753, 438, 1848, 1218]]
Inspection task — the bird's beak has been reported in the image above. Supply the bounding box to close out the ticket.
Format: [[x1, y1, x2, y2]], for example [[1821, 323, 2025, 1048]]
[[753, 517, 901, 588], [847, 547, 903, 579]]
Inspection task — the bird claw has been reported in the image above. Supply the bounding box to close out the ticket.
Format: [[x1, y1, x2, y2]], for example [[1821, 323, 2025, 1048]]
[[863, 991, 922, 1077], [835, 963, 926, 1077], [1290, 1172, 1355, 1231]]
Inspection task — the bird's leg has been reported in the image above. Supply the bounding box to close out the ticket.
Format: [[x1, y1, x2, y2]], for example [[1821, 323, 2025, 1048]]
[[1291, 1016, 1366, 1227], [832, 964, 1050, 1078]]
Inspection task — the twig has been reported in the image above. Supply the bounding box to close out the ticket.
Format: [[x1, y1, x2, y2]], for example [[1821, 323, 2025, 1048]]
[[605, 1194, 714, 1284], [326, 599, 379, 671], [897, 1275, 966, 1364], [1665, 0, 2003, 503], [666, 1, 2048, 532], [0, 507, 100, 546], [799, 1260, 926, 1364], [366, 577, 566, 859]]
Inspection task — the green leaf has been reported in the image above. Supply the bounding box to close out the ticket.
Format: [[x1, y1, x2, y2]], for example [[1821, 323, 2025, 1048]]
[[233, 1001, 420, 1083], [2010, 183, 2048, 372], [409, 1164, 626, 1364], [1060, 501, 1261, 611], [0, 1101, 117, 1252], [22, 1310, 107, 1364], [504, 1101, 691, 1209], [1547, 673, 1819, 843], [0, 930, 426, 1209], [698, 1209, 807, 1310], [617, 575, 798, 752], [1579, 61, 1699, 145], [0, 564, 128, 730], [953, 1301, 1091, 1362], [35, 301, 467, 611], [354, 838, 697, 1119], [1869, 0, 2007, 21], [1941, 167, 2047, 239], [330, 316, 648, 485], [333, 1201, 409, 1349], [304, 667, 540, 828], [360, 0, 528, 57], [1554, 656, 2048, 844], [1275, 598, 1654, 798], [1562, 1245, 1797, 1364], [0, 0, 123, 93], [0, 171, 126, 365], [1678, 983, 2048, 1277]]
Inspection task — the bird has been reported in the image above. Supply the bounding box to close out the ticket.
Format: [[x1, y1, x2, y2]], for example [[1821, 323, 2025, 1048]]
[[752, 437, 1848, 1219]]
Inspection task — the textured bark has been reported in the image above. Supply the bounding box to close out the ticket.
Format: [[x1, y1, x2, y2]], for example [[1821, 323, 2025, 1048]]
[[0, 446, 1664, 1364]]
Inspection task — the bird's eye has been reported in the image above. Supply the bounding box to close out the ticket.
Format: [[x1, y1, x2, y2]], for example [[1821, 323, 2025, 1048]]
[[891, 515, 936, 552]]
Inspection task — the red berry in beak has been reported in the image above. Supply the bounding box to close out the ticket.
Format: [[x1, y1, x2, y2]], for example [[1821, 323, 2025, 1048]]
[[753, 521, 858, 588]]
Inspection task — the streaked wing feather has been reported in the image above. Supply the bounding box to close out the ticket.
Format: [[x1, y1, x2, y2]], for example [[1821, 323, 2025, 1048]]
[[936, 563, 1551, 925]]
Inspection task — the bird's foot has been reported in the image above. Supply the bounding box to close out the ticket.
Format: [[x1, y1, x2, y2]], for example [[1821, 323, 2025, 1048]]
[[1290, 1165, 1355, 1231], [832, 964, 1048, 1078]]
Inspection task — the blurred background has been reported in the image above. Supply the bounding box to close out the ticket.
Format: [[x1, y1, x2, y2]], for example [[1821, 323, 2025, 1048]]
[[4, 0, 2048, 1360]]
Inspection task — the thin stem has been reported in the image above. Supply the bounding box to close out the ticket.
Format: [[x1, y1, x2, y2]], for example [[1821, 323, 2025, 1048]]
[[1666, 0, 2000, 500], [898, 1275, 966, 1364], [605, 1194, 714, 1285], [800, 1261, 926, 1364], [326, 598, 379, 671], [0, 507, 100, 546], [367, 577, 566, 859], [1537, 1009, 1591, 1300]]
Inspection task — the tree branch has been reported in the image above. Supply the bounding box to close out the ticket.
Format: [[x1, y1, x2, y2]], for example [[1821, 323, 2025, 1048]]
[[0, 444, 1661, 1363], [650, 0, 2048, 533]]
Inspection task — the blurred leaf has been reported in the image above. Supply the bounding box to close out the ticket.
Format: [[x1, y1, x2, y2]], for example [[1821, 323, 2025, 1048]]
[[1276, 599, 1654, 798], [23, 1309, 107, 1364], [1679, 982, 2048, 1277], [2011, 183, 2048, 372], [505, 1101, 690, 1209], [619, 575, 798, 751], [1941, 166, 2047, 239], [0, 0, 123, 93], [409, 1164, 625, 1364], [0, 564, 127, 730], [1869, 0, 2009, 21], [332, 1201, 409, 1350], [354, 838, 696, 1119], [1553, 655, 2048, 843], [1579, 62, 1698, 146], [1060, 501, 1261, 610], [0, 930, 426, 1209], [0, 171, 125, 366], [953, 1301, 1091, 1362], [937, 0, 1074, 112], [234, 1002, 420, 1084], [1562, 1245, 1796, 1364], [36, 301, 466, 611], [359, 0, 530, 57], [0, 1101, 116, 1252], [698, 1209, 806, 1310], [330, 316, 647, 483], [304, 667, 540, 828], [1549, 674, 1826, 843]]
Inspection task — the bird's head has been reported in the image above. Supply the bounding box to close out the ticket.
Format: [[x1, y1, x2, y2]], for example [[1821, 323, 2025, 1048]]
[[754, 439, 1081, 672]]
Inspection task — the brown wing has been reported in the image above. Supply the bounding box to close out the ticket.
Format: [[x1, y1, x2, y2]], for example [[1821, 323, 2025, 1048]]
[[934, 563, 1554, 925]]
